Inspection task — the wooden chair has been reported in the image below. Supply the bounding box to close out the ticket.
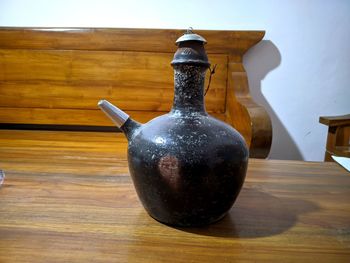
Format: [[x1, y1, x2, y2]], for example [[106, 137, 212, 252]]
[[0, 27, 272, 158], [320, 114, 350, 161]]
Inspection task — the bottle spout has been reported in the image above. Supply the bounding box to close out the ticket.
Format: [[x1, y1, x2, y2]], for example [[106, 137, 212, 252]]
[[98, 99, 141, 139], [98, 99, 129, 128]]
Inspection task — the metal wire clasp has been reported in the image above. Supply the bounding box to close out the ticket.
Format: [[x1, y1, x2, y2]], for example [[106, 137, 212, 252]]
[[204, 64, 217, 96]]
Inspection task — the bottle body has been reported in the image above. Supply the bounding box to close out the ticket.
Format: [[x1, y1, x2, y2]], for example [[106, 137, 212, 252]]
[[127, 111, 248, 226]]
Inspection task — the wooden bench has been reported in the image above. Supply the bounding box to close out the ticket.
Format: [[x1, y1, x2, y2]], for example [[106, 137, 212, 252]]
[[320, 114, 350, 161], [0, 27, 272, 158]]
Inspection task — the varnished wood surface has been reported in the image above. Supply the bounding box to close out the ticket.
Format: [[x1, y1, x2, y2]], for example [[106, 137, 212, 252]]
[[0, 27, 272, 158], [227, 59, 272, 158], [320, 115, 350, 161], [0, 130, 349, 262], [0, 50, 227, 112], [0, 107, 227, 126], [320, 114, 350, 127], [0, 27, 264, 54]]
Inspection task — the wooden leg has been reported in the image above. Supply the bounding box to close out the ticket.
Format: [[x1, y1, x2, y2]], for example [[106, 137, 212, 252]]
[[324, 151, 333, 162], [324, 127, 337, 162]]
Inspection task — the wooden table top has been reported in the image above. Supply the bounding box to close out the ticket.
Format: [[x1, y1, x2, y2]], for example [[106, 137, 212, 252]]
[[0, 130, 349, 262]]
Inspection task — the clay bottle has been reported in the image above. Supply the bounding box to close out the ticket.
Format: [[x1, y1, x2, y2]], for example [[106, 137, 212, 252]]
[[98, 30, 248, 226]]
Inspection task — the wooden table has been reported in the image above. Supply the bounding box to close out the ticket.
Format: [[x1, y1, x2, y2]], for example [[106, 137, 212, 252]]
[[0, 130, 349, 262]]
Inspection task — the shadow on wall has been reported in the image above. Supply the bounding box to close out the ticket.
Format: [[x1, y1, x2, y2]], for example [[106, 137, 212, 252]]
[[243, 40, 303, 160]]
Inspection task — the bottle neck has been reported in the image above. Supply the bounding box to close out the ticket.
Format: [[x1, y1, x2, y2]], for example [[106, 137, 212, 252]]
[[171, 65, 207, 115]]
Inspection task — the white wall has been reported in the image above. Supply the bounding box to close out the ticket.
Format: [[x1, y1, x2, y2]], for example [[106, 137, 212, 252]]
[[1, 0, 349, 161]]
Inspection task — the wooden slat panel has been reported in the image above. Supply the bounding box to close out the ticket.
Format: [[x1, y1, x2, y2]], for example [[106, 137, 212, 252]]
[[0, 27, 265, 54], [0, 107, 227, 126], [0, 49, 227, 112]]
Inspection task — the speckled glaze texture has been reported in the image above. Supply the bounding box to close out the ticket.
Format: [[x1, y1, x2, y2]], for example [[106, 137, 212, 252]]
[[121, 60, 249, 226]]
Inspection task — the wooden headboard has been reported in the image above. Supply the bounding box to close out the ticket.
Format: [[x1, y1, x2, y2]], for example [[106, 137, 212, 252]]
[[0, 27, 272, 158]]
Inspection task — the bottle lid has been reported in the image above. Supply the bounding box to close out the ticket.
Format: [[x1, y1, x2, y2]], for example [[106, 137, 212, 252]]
[[171, 28, 210, 68], [175, 28, 207, 45]]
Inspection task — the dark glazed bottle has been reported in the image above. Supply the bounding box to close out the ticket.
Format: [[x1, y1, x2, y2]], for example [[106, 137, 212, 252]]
[[98, 30, 249, 226]]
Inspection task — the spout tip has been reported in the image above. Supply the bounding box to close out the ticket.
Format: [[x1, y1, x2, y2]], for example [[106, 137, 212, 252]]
[[97, 99, 107, 108], [97, 99, 129, 128]]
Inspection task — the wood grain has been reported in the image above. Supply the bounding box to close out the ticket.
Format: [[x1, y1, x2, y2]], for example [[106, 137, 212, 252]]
[[0, 50, 227, 112], [0, 130, 349, 263], [320, 114, 350, 127], [0, 27, 264, 54], [0, 107, 227, 125], [320, 115, 350, 161], [0, 27, 272, 158], [227, 59, 272, 158]]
